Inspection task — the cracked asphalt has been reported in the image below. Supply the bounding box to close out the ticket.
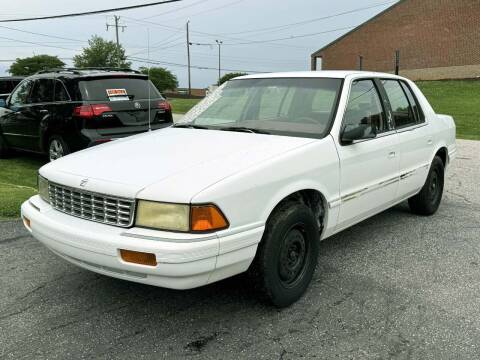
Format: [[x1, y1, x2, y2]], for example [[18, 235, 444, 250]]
[[1, 140, 479, 359]]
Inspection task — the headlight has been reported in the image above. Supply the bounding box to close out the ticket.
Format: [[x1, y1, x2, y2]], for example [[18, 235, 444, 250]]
[[135, 201, 229, 233], [38, 175, 49, 203], [136, 201, 190, 232]]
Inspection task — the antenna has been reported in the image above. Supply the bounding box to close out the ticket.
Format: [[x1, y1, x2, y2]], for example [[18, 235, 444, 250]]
[[147, 27, 152, 132]]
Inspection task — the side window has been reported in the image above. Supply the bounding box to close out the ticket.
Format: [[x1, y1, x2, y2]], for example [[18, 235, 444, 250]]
[[381, 80, 416, 128], [9, 80, 33, 106], [54, 80, 70, 102], [400, 82, 425, 124], [344, 79, 387, 135], [30, 79, 54, 103]]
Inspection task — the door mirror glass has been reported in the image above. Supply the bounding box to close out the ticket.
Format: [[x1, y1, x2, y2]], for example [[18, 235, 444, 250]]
[[0, 99, 6, 108]]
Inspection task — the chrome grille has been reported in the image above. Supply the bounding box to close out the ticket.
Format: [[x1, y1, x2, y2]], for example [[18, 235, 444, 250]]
[[48, 182, 135, 227]]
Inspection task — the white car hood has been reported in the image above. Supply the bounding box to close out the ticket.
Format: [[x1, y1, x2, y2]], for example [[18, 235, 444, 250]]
[[40, 127, 315, 202]]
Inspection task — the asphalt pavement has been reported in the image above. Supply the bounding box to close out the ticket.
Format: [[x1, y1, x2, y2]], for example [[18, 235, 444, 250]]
[[1, 140, 479, 359]]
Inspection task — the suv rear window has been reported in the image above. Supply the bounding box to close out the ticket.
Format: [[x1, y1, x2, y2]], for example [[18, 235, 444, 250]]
[[78, 77, 162, 101]]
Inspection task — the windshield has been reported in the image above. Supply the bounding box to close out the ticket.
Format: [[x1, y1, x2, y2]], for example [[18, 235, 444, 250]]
[[178, 77, 343, 138], [78, 77, 162, 101]]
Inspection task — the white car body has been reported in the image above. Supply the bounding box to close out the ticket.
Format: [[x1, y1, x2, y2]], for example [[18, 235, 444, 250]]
[[21, 71, 456, 290]]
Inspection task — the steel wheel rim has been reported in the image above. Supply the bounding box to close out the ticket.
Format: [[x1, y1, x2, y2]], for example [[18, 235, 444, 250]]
[[278, 224, 308, 288], [49, 140, 64, 161]]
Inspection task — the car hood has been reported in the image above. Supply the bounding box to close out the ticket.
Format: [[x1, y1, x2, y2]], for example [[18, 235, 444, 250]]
[[40, 127, 316, 202]]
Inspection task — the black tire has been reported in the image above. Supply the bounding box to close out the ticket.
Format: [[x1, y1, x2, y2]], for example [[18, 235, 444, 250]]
[[48, 136, 70, 162], [0, 133, 10, 158], [408, 156, 445, 216], [250, 201, 319, 307]]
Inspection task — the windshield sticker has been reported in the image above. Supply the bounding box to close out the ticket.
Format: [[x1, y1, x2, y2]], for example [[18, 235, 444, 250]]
[[106, 88, 128, 97]]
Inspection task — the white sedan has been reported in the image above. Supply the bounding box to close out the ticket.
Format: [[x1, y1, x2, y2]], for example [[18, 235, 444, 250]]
[[22, 71, 456, 307]]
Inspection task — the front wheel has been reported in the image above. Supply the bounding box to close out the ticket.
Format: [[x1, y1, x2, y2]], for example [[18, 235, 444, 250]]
[[48, 136, 70, 162], [250, 201, 319, 307], [408, 156, 445, 215]]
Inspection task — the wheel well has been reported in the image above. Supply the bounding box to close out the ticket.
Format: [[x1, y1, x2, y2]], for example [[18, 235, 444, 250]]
[[270, 190, 326, 233], [435, 147, 448, 167]]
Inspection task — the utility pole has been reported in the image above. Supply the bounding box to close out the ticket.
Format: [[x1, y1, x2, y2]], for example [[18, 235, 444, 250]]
[[395, 50, 400, 75], [186, 20, 192, 95], [215, 40, 223, 84], [107, 15, 127, 68]]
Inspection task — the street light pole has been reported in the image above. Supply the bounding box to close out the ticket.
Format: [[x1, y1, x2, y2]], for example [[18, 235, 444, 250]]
[[186, 20, 192, 96], [215, 40, 223, 85]]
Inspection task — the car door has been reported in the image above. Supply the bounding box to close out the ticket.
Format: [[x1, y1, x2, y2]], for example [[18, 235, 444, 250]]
[[380, 79, 432, 200], [0, 79, 35, 149], [334, 78, 400, 231], [28, 78, 56, 152]]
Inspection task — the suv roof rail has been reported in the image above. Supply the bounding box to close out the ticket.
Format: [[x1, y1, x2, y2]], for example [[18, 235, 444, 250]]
[[35, 67, 142, 75]]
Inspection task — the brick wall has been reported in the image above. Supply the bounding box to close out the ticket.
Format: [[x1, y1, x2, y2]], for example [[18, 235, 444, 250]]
[[311, 0, 480, 79]]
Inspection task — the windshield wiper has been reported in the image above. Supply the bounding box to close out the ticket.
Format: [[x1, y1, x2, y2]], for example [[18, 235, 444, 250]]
[[173, 124, 210, 130], [218, 126, 270, 134]]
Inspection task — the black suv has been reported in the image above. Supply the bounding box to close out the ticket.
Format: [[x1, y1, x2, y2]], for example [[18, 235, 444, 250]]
[[0, 76, 24, 101], [0, 68, 173, 161]]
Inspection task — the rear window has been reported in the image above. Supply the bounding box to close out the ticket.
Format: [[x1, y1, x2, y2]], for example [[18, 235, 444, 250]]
[[78, 77, 162, 101]]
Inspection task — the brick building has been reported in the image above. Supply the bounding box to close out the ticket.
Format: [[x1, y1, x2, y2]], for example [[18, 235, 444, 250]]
[[311, 0, 480, 80]]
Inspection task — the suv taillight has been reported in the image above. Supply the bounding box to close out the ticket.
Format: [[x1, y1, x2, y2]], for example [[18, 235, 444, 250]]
[[157, 101, 172, 112], [73, 104, 112, 118]]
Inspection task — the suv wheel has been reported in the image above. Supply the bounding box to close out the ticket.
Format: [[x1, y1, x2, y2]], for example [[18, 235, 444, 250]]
[[250, 201, 319, 307], [408, 156, 445, 215], [48, 136, 70, 162]]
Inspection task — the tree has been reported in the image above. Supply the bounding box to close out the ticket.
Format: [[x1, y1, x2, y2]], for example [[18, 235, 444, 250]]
[[73, 36, 131, 68], [218, 72, 247, 85], [139, 67, 178, 92], [9, 55, 65, 76]]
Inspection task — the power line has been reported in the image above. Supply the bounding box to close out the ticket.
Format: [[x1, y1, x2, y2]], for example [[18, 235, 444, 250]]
[[223, 26, 356, 45], [0, 35, 80, 52], [141, 0, 211, 20], [0, 0, 183, 23], [222, 1, 396, 35], [0, 25, 86, 43]]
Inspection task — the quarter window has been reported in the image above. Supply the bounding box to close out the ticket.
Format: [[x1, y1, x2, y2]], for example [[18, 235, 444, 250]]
[[344, 79, 387, 135], [54, 80, 70, 102], [400, 82, 424, 123], [381, 80, 416, 128]]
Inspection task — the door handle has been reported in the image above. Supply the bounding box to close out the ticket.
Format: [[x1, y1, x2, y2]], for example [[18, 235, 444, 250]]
[[388, 151, 396, 158], [39, 109, 49, 114], [427, 139, 433, 145]]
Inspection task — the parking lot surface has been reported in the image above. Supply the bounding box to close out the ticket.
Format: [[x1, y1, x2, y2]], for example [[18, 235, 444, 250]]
[[1, 140, 479, 359]]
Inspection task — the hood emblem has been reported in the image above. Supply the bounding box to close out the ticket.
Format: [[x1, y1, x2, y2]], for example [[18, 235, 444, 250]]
[[80, 179, 89, 187], [134, 102, 141, 109]]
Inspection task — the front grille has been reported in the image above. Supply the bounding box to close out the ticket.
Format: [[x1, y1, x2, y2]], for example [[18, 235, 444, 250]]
[[48, 182, 135, 227]]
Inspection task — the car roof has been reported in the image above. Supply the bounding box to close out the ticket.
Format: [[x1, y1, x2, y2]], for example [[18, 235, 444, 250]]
[[28, 68, 147, 80], [235, 70, 405, 80], [0, 76, 25, 80]]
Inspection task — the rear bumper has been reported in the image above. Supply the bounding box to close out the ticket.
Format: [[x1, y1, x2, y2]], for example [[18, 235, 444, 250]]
[[80, 122, 172, 148], [21, 195, 263, 289]]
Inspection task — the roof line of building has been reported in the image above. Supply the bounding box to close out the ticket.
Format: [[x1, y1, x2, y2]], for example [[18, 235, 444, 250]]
[[311, 0, 407, 57]]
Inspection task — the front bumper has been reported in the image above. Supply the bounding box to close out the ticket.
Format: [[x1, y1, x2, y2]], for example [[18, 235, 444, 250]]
[[21, 195, 263, 290]]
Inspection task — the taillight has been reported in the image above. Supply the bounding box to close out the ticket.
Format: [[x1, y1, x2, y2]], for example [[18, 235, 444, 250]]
[[73, 104, 112, 119], [157, 101, 171, 112]]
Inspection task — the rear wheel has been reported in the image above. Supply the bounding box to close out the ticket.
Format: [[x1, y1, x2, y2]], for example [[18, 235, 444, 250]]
[[250, 201, 319, 307], [408, 156, 445, 215], [48, 136, 70, 162]]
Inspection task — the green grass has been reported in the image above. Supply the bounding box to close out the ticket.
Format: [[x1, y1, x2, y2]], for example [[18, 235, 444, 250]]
[[168, 98, 201, 114], [0, 156, 45, 219], [416, 80, 480, 141]]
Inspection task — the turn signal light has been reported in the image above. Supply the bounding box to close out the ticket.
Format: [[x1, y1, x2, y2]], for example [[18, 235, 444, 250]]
[[23, 216, 31, 230], [120, 249, 157, 266], [191, 204, 229, 232]]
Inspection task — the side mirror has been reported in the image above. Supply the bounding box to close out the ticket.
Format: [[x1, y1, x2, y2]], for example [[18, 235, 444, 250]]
[[341, 123, 377, 144], [0, 99, 6, 108]]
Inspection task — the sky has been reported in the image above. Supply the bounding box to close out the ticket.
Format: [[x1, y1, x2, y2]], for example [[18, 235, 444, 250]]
[[0, 0, 398, 88]]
